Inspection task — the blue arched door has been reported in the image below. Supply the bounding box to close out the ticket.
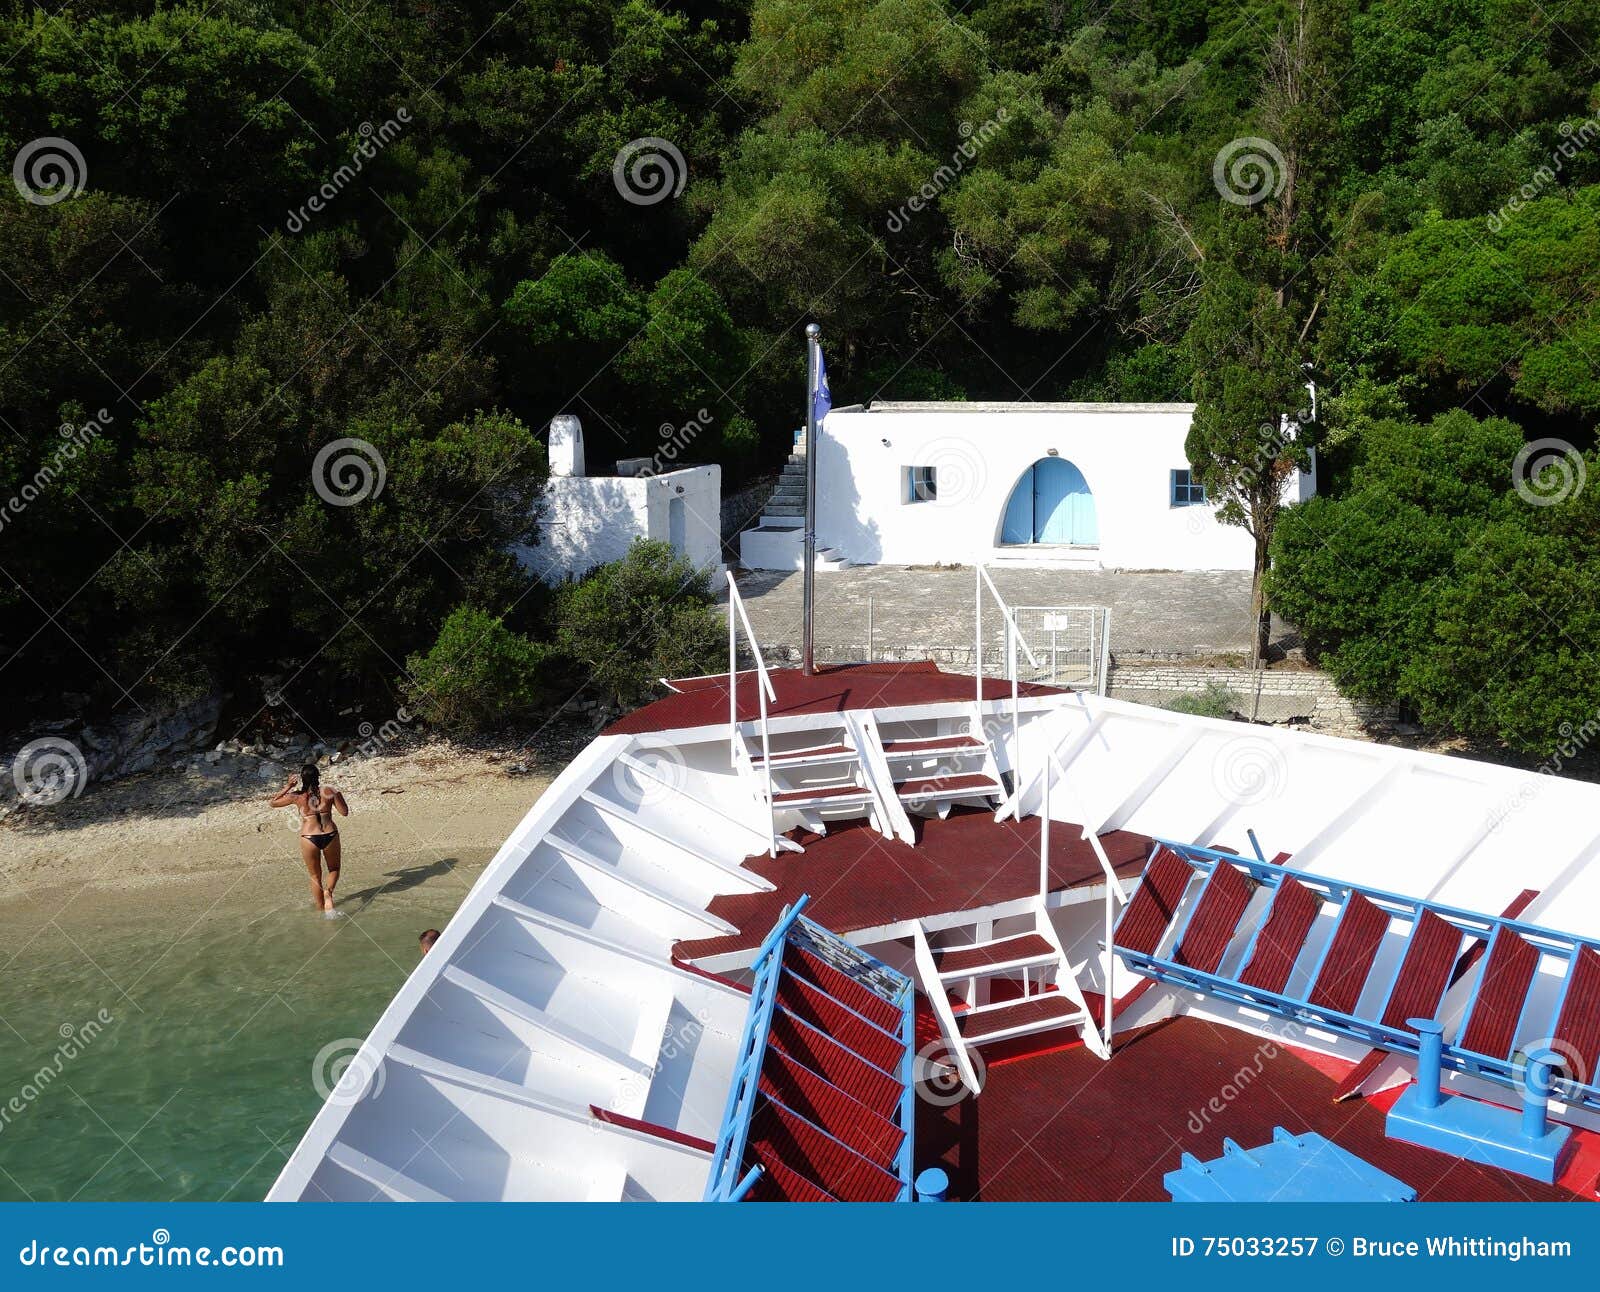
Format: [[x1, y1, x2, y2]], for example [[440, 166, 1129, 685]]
[[1001, 458, 1097, 545]]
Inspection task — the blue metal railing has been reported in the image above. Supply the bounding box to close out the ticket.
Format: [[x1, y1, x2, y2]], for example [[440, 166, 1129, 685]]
[[703, 896, 919, 1201], [1113, 839, 1600, 1109], [703, 897, 809, 1201]]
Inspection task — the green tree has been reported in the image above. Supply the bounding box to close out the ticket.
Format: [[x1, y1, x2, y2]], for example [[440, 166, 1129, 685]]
[[555, 540, 723, 708]]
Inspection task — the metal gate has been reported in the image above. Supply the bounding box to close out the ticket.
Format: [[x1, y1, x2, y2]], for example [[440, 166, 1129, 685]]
[[1010, 605, 1111, 694]]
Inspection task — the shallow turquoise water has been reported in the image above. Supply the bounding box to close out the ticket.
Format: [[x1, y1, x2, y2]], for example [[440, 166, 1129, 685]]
[[0, 864, 481, 1201]]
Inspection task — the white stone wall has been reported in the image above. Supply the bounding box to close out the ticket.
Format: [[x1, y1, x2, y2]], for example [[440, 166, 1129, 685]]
[[517, 465, 722, 583], [813, 402, 1311, 571]]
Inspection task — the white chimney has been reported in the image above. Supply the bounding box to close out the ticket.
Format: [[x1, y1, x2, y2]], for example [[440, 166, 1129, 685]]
[[549, 414, 584, 477]]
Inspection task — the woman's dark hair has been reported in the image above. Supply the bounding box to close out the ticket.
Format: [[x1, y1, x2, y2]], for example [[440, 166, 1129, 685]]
[[299, 763, 320, 805]]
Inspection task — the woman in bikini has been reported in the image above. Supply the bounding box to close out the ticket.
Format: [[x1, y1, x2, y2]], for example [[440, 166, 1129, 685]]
[[269, 764, 349, 912]]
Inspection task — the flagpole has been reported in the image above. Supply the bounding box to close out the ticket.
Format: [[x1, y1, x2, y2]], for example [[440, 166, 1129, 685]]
[[802, 322, 820, 675]]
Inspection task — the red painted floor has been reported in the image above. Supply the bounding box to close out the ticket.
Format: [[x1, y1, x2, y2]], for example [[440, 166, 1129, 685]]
[[914, 1016, 1591, 1202], [606, 661, 1063, 736], [674, 807, 1151, 961]]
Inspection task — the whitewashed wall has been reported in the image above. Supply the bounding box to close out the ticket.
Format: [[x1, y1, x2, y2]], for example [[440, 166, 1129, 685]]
[[814, 403, 1311, 571], [518, 465, 722, 584]]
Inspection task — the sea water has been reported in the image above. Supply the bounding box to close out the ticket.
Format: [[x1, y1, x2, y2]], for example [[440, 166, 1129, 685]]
[[0, 862, 480, 1202]]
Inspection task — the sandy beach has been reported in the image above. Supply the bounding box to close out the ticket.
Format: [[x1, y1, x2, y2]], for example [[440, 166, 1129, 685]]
[[0, 739, 556, 917], [0, 737, 566, 1201]]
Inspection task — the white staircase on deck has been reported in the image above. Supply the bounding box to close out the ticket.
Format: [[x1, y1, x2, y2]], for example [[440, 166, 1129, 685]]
[[742, 705, 1006, 844], [914, 902, 1108, 1095]]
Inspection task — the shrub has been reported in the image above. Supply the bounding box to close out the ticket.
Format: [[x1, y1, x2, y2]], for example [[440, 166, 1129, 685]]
[[1161, 682, 1241, 720], [556, 540, 724, 709], [404, 605, 550, 732]]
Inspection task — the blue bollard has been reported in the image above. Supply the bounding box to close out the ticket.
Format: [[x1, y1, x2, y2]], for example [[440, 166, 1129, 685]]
[[1408, 1018, 1444, 1111], [1521, 1047, 1560, 1141], [915, 1167, 949, 1201]]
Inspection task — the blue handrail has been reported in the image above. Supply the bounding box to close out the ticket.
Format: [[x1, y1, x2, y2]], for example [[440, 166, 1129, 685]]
[[1115, 840, 1600, 1109], [703, 896, 920, 1201]]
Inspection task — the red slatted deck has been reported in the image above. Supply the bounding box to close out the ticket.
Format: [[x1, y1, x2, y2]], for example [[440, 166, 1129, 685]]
[[934, 933, 1054, 975], [783, 946, 902, 1032], [1458, 930, 1541, 1059], [958, 993, 1080, 1042], [1308, 892, 1390, 1014], [914, 1015, 1580, 1202], [1239, 877, 1320, 992], [1113, 850, 1193, 956], [774, 975, 904, 1073], [745, 1150, 837, 1202], [1553, 946, 1600, 1083], [883, 735, 984, 756], [767, 1010, 901, 1117], [608, 662, 1063, 736], [676, 809, 1152, 962], [771, 783, 871, 805], [746, 1099, 902, 1202], [759, 1048, 903, 1169], [1379, 909, 1463, 1029], [897, 772, 1002, 798], [1174, 863, 1254, 974]]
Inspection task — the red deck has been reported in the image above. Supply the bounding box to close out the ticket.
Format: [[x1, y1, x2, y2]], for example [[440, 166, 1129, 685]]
[[916, 1015, 1589, 1202], [675, 808, 1151, 962], [606, 661, 1063, 736]]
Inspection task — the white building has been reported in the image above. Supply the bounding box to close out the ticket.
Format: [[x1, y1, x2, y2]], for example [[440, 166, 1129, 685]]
[[520, 415, 723, 584], [740, 401, 1314, 572]]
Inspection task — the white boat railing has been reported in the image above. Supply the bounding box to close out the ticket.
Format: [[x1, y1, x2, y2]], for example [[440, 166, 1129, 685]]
[[1041, 746, 1125, 1054], [975, 564, 1040, 820], [727, 572, 778, 858]]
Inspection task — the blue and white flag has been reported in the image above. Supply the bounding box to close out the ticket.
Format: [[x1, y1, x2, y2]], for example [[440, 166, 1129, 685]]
[[812, 346, 832, 424]]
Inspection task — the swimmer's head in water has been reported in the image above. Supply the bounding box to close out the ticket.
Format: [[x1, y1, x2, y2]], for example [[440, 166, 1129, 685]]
[[299, 763, 320, 801], [419, 929, 440, 954]]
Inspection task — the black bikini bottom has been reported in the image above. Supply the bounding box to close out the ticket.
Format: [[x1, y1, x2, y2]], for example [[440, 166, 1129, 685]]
[[302, 832, 336, 850]]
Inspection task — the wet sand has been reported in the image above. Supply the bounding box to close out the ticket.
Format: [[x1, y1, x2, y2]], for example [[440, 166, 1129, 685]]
[[0, 742, 555, 1201]]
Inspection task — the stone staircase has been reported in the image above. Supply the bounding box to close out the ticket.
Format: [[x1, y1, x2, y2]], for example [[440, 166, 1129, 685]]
[[737, 431, 851, 570]]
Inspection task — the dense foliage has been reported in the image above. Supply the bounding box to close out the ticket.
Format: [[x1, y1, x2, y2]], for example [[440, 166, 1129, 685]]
[[0, 0, 1595, 749]]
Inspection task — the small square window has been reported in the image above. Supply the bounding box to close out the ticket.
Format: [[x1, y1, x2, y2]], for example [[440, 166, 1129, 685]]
[[905, 465, 938, 503], [1171, 468, 1207, 507]]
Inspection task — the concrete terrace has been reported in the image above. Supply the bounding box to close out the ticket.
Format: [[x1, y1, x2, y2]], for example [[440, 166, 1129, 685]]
[[726, 566, 1296, 662]]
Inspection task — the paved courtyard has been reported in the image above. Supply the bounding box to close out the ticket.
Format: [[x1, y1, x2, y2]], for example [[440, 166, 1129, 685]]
[[728, 566, 1294, 663]]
